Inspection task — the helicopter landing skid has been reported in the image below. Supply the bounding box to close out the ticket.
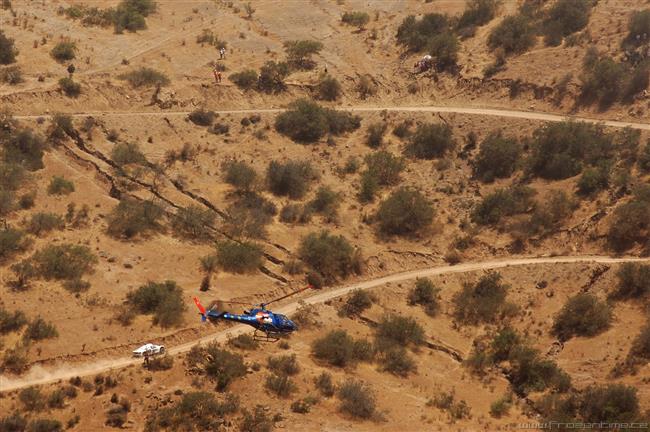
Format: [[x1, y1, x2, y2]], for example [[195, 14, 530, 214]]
[[253, 329, 280, 343]]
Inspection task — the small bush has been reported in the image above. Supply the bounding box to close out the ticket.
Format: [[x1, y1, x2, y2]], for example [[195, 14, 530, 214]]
[[3, 129, 46, 171], [579, 384, 640, 423], [607, 185, 650, 251], [145, 391, 238, 431], [23, 317, 58, 341], [366, 122, 386, 148], [230, 69, 258, 89], [341, 11, 370, 29], [458, 0, 499, 29], [580, 54, 627, 107], [62, 278, 91, 294], [283, 39, 323, 70], [317, 74, 342, 101], [612, 263, 650, 300], [314, 372, 335, 397], [223, 193, 276, 239], [0, 65, 23, 84], [629, 322, 650, 361], [31, 243, 97, 280], [257, 60, 290, 93], [577, 163, 610, 196], [223, 160, 257, 192], [405, 123, 455, 159], [542, 0, 591, 46], [188, 109, 215, 126], [375, 314, 425, 350], [47, 389, 65, 409], [471, 185, 535, 225], [106, 198, 163, 239], [309, 185, 340, 222], [509, 344, 570, 395], [240, 405, 274, 432], [338, 381, 376, 419], [376, 187, 434, 236], [118, 67, 170, 88], [339, 289, 374, 317], [47, 176, 74, 195], [1, 344, 29, 374], [453, 271, 512, 325], [0, 413, 28, 432], [0, 30, 18, 64], [146, 355, 173, 371], [196, 29, 226, 48], [487, 14, 535, 55], [186, 343, 247, 391], [127, 280, 186, 328], [267, 354, 300, 376], [473, 132, 521, 182], [299, 231, 361, 282], [215, 240, 263, 273], [26, 212, 64, 235], [0, 227, 29, 262], [265, 373, 296, 397], [527, 190, 576, 235], [381, 346, 417, 376], [408, 277, 441, 316], [19, 387, 45, 412], [490, 395, 512, 418], [312, 330, 374, 367], [58, 77, 81, 97], [364, 151, 404, 188], [428, 31, 459, 71], [0, 308, 27, 334], [228, 333, 259, 350], [552, 293, 612, 341], [396, 13, 449, 52], [50, 41, 76, 62], [172, 205, 214, 240], [266, 159, 315, 199], [274, 99, 360, 143], [626, 9, 650, 46]]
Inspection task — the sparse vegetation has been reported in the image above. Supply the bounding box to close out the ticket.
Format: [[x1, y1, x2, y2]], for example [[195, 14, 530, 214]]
[[337, 381, 376, 419], [375, 314, 425, 349], [257, 60, 290, 93], [215, 240, 263, 273], [432, 391, 472, 420], [223, 193, 276, 239], [144, 391, 238, 431], [47, 176, 74, 195], [265, 373, 297, 398], [31, 243, 97, 281], [453, 271, 514, 325], [405, 123, 456, 159], [552, 293, 612, 341], [309, 185, 341, 222], [284, 39, 323, 70], [3, 129, 46, 170], [0, 227, 29, 262], [106, 198, 163, 239], [239, 405, 274, 432], [126, 280, 186, 328], [186, 343, 247, 391], [119, 67, 169, 88], [473, 132, 521, 182], [172, 205, 215, 240], [339, 289, 375, 317], [366, 122, 386, 148], [267, 159, 315, 199], [0, 308, 27, 334], [471, 185, 535, 226], [314, 372, 335, 397], [275, 99, 360, 143], [23, 317, 58, 342], [50, 41, 76, 62], [58, 77, 81, 97], [317, 74, 342, 101], [0, 30, 18, 64], [188, 109, 215, 126], [299, 231, 361, 282], [228, 333, 259, 350], [457, 0, 499, 30], [1, 65, 23, 85], [611, 263, 650, 300], [223, 160, 258, 192], [341, 11, 370, 30], [196, 29, 227, 48], [607, 185, 650, 252], [376, 187, 434, 236], [230, 69, 258, 90], [312, 330, 374, 367], [408, 277, 441, 316], [26, 212, 64, 235], [542, 0, 592, 46], [488, 14, 535, 55]]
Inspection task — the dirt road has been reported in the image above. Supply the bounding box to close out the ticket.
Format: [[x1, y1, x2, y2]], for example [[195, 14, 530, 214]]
[[1, 255, 647, 393], [13, 105, 650, 130]]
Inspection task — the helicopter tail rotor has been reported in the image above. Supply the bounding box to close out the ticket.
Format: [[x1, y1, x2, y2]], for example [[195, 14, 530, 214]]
[[193, 297, 208, 322]]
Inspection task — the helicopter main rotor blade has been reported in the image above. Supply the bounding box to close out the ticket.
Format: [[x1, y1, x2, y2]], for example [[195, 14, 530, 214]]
[[261, 284, 313, 307]]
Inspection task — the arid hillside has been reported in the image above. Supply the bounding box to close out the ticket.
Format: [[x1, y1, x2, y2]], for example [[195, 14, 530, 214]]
[[1, 0, 649, 431]]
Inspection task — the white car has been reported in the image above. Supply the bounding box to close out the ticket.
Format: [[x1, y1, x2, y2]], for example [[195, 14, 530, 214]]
[[132, 343, 165, 358]]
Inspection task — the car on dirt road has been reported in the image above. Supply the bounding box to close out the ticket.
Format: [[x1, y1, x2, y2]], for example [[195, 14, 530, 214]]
[[132, 343, 165, 358]]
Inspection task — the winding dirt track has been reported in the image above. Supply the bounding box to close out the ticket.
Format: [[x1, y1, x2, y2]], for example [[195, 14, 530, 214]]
[[1, 255, 648, 393], [12, 105, 650, 131]]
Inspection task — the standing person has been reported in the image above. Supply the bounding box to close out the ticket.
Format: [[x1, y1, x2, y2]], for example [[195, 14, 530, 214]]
[[213, 65, 219, 83], [220, 47, 226, 59], [217, 70, 222, 83]]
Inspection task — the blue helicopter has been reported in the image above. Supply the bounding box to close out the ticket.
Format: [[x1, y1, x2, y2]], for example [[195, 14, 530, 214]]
[[193, 285, 311, 342]]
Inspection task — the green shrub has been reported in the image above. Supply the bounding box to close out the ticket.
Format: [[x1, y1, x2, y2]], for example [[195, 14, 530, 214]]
[[1, 344, 29, 374], [223, 193, 276, 239], [0, 413, 28, 432], [309, 185, 340, 222], [580, 384, 640, 423], [364, 151, 404, 187], [0, 189, 14, 216], [312, 330, 374, 367], [337, 381, 376, 419], [146, 355, 173, 371], [58, 77, 81, 97], [472, 185, 535, 225], [47, 176, 74, 195], [172, 205, 214, 240], [267, 354, 300, 376], [31, 244, 97, 280], [265, 373, 296, 397], [358, 171, 379, 203], [527, 190, 576, 234], [239, 405, 273, 432], [257, 60, 290, 93], [339, 289, 374, 317], [291, 398, 314, 414], [145, 391, 238, 431], [490, 395, 512, 418], [62, 278, 91, 294], [317, 74, 342, 101], [228, 333, 259, 350], [488, 15, 535, 55], [188, 109, 215, 126], [284, 39, 323, 70], [266, 159, 314, 199], [223, 160, 257, 192], [215, 240, 263, 273], [186, 343, 246, 391], [3, 129, 46, 171], [23, 317, 58, 341], [473, 132, 521, 182], [611, 263, 650, 300], [26, 418, 63, 432], [114, 0, 156, 33], [48, 114, 75, 143], [26, 212, 64, 235], [0, 162, 25, 192], [626, 9, 650, 46], [366, 122, 386, 148], [543, 0, 591, 46], [397, 13, 449, 52], [629, 322, 650, 361], [624, 62, 650, 102], [127, 280, 185, 327], [50, 41, 76, 62], [229, 69, 258, 89], [20, 387, 45, 411], [428, 32, 459, 71], [0, 30, 18, 64], [375, 314, 425, 349], [408, 277, 440, 316], [0, 308, 27, 334], [509, 345, 570, 395], [552, 293, 612, 341], [577, 163, 610, 196], [607, 185, 650, 251], [314, 372, 335, 397], [376, 187, 434, 236], [118, 67, 169, 88], [453, 271, 512, 325], [405, 123, 455, 159], [299, 231, 361, 282], [432, 391, 471, 420], [195, 29, 226, 48], [106, 198, 163, 239], [341, 11, 370, 29], [275, 99, 360, 143], [457, 0, 499, 29], [381, 346, 417, 376], [280, 203, 311, 224], [47, 389, 65, 409], [0, 65, 23, 84], [0, 227, 29, 262], [581, 54, 627, 107]]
